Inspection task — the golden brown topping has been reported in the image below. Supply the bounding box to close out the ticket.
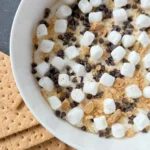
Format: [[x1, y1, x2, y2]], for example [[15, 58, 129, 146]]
[[61, 99, 70, 111], [84, 101, 94, 114], [126, 128, 135, 138], [90, 22, 104, 31]]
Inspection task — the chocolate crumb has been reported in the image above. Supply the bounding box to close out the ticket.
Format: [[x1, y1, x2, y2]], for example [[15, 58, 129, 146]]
[[81, 126, 86, 131], [44, 8, 50, 18]]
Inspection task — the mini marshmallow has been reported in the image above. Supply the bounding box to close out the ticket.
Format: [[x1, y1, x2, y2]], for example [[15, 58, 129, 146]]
[[121, 63, 135, 78], [104, 98, 116, 114], [67, 107, 84, 125], [136, 14, 150, 29], [51, 56, 66, 71], [80, 31, 95, 46], [146, 72, 150, 82], [73, 64, 86, 77], [39, 77, 54, 92], [138, 31, 150, 48], [83, 81, 99, 95], [39, 40, 55, 53], [64, 0, 76, 5], [90, 45, 103, 61], [143, 54, 150, 68], [114, 0, 128, 8], [88, 12, 103, 23], [71, 89, 85, 103], [122, 35, 136, 48], [48, 96, 61, 110], [100, 73, 115, 87], [58, 74, 70, 87], [140, 0, 150, 9], [56, 5, 72, 19], [90, 0, 102, 7], [108, 31, 122, 45], [36, 62, 49, 77], [54, 19, 68, 33], [113, 9, 127, 23], [125, 85, 142, 99], [37, 24, 48, 39], [112, 123, 125, 138], [65, 46, 79, 59], [133, 113, 150, 131], [94, 116, 108, 130], [127, 51, 140, 65], [143, 86, 150, 98], [111, 46, 126, 62], [78, 0, 93, 14]]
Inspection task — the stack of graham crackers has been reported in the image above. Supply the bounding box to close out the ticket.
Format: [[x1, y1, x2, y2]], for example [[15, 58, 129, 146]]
[[0, 51, 75, 150]]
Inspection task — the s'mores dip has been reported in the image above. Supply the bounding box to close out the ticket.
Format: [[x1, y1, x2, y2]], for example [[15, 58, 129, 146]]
[[32, 0, 150, 138]]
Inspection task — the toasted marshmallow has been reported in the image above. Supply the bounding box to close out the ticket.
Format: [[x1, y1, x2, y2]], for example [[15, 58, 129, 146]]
[[112, 123, 125, 138], [140, 0, 150, 9], [146, 73, 150, 82], [39, 40, 55, 53], [71, 89, 85, 103], [39, 77, 54, 92], [113, 9, 127, 23], [108, 31, 122, 45], [51, 56, 66, 71], [143, 86, 150, 98], [104, 98, 116, 114], [125, 85, 142, 99], [122, 35, 136, 48], [67, 107, 84, 125], [89, 12, 103, 23], [56, 5, 72, 19], [83, 81, 99, 95], [114, 0, 128, 8], [100, 73, 115, 87], [73, 64, 86, 77], [143, 54, 150, 68], [80, 31, 95, 46], [90, 0, 102, 7], [121, 63, 135, 78], [64, 0, 76, 5], [48, 96, 61, 110], [90, 45, 103, 61], [78, 0, 93, 14], [136, 14, 150, 29], [127, 51, 140, 65], [94, 116, 108, 130], [36, 62, 49, 77], [54, 19, 68, 33], [138, 31, 150, 48], [65, 46, 79, 59], [134, 113, 150, 131], [111, 46, 126, 62], [58, 74, 70, 87], [37, 24, 48, 39]]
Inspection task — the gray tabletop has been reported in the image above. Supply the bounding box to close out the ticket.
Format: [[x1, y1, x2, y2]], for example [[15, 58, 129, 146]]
[[0, 0, 21, 55]]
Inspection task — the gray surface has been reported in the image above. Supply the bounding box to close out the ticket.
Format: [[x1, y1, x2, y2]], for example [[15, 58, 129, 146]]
[[0, 0, 21, 55]]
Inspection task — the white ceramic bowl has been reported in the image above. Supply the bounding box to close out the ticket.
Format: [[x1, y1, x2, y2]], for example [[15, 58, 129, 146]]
[[10, 0, 150, 149]]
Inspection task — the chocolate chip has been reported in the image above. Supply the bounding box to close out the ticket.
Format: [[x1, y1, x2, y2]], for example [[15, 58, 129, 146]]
[[39, 20, 49, 27], [122, 58, 128, 63], [57, 50, 64, 58], [75, 43, 80, 48], [72, 77, 77, 83], [136, 64, 140, 70], [60, 97, 65, 102], [34, 44, 38, 49], [57, 87, 62, 93], [64, 92, 70, 98], [31, 63, 37, 68], [93, 39, 98, 44], [71, 37, 77, 42], [98, 131, 104, 137], [36, 77, 41, 81], [60, 112, 66, 118], [58, 34, 63, 40], [142, 128, 148, 133], [93, 32, 98, 37], [132, 4, 138, 9], [87, 94, 93, 99], [99, 38, 104, 44], [106, 47, 112, 53], [91, 119, 94, 122], [101, 65, 105, 71], [70, 101, 79, 108], [55, 110, 61, 117], [86, 64, 92, 72], [67, 87, 73, 92], [76, 58, 85, 65], [44, 8, 50, 18], [94, 92, 104, 99], [122, 98, 128, 104], [44, 57, 49, 62], [31, 69, 37, 74], [115, 102, 121, 109], [128, 16, 133, 21], [147, 112, 150, 120], [81, 126, 86, 131]]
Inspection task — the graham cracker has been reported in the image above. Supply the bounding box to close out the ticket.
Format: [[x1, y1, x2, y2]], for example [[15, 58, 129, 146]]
[[0, 108, 39, 139], [0, 125, 54, 150], [0, 51, 22, 110], [65, 146, 76, 150], [0, 102, 10, 115], [28, 138, 67, 150]]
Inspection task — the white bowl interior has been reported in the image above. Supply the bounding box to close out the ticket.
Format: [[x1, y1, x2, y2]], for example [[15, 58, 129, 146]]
[[10, 0, 150, 149]]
